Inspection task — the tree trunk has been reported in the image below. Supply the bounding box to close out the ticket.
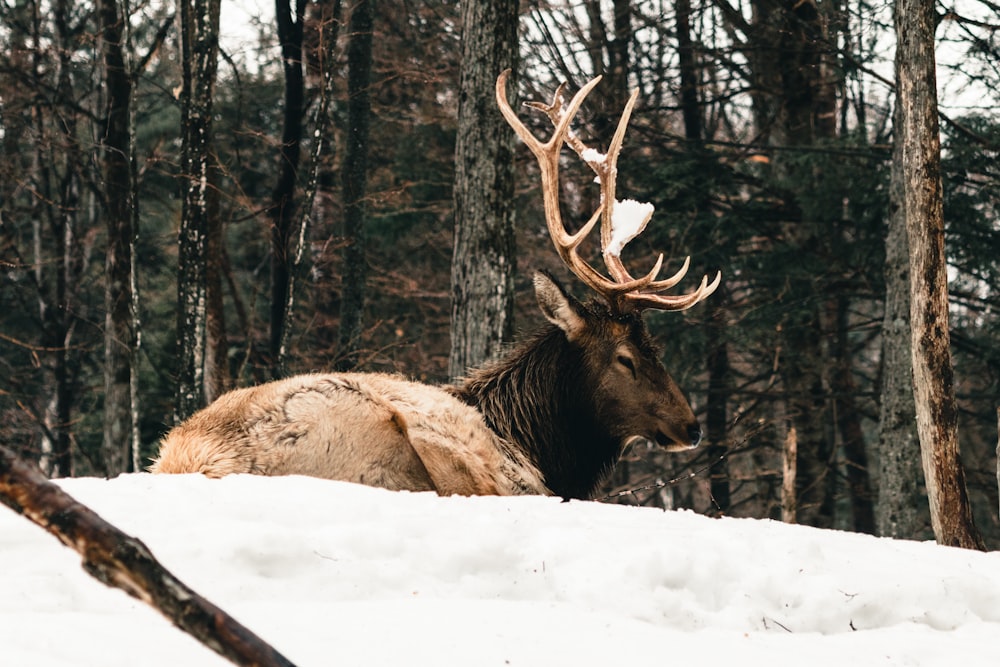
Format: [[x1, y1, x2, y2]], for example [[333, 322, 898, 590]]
[[581, 0, 631, 143], [675, 0, 701, 145], [175, 0, 222, 422], [894, 0, 984, 550], [608, 0, 631, 109], [706, 303, 731, 514], [277, 0, 343, 372], [782, 422, 797, 523], [448, 0, 519, 380], [269, 0, 307, 376], [38, 0, 83, 478], [204, 173, 228, 404], [335, 0, 375, 372], [876, 101, 926, 540], [830, 297, 874, 533], [676, 1, 730, 513], [99, 0, 137, 474]]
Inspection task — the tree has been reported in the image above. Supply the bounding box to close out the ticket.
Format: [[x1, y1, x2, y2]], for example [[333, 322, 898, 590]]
[[676, 0, 731, 513], [175, 0, 222, 421], [448, 0, 520, 379], [875, 103, 925, 539], [35, 0, 93, 477], [894, 0, 984, 550], [268, 0, 308, 376], [336, 0, 375, 371], [98, 0, 139, 474], [275, 0, 344, 374]]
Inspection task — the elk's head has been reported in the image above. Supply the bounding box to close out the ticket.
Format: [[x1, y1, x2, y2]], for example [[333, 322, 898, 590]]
[[497, 70, 721, 453]]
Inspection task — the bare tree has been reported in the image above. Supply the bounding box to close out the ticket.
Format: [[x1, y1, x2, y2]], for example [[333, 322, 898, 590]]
[[38, 0, 91, 477], [336, 0, 375, 371], [175, 0, 222, 421], [875, 103, 925, 539], [98, 0, 138, 474], [676, 0, 731, 513], [894, 0, 983, 549], [448, 0, 520, 379], [275, 0, 344, 374], [269, 0, 308, 376]]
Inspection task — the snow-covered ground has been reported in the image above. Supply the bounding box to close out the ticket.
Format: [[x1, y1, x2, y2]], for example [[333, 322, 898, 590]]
[[2, 473, 999, 666]]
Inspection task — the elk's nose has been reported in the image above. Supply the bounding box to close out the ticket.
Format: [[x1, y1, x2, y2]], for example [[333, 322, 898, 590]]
[[687, 424, 703, 447]]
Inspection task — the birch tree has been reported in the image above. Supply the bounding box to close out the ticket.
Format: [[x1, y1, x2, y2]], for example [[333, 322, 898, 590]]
[[175, 0, 222, 421]]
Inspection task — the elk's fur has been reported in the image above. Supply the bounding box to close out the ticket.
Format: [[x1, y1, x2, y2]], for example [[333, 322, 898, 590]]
[[151, 372, 548, 496]]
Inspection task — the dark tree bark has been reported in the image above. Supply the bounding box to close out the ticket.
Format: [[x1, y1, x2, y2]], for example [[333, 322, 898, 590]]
[[39, 0, 86, 478], [0, 445, 296, 667], [204, 163, 228, 404], [98, 0, 137, 474], [676, 0, 701, 144], [876, 102, 926, 539], [705, 301, 731, 513], [269, 0, 307, 376], [581, 0, 631, 143], [676, 0, 730, 512], [335, 0, 375, 372], [894, 0, 984, 550], [276, 0, 343, 372], [175, 0, 222, 422], [448, 0, 519, 380], [829, 297, 874, 533]]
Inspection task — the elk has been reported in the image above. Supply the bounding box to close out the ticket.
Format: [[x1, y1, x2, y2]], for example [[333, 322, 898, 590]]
[[150, 71, 720, 499]]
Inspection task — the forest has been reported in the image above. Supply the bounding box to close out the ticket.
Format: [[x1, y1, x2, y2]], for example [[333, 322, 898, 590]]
[[1, 0, 998, 546]]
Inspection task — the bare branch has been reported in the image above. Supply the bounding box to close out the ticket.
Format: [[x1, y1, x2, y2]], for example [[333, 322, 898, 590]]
[[0, 445, 297, 667]]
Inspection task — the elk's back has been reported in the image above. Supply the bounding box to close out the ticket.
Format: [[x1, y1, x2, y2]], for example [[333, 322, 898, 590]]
[[150, 372, 549, 496]]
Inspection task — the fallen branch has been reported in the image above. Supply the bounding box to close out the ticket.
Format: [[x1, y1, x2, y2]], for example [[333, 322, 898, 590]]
[[0, 444, 296, 667]]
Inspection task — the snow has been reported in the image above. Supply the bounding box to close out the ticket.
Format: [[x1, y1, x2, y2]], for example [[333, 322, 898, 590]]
[[606, 198, 654, 257], [2, 473, 1000, 666], [580, 147, 606, 165]]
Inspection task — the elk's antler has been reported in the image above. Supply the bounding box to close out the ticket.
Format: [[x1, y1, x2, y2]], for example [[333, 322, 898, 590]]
[[495, 69, 721, 312]]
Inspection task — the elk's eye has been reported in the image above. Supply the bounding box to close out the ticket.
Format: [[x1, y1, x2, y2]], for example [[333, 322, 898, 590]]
[[617, 354, 636, 376]]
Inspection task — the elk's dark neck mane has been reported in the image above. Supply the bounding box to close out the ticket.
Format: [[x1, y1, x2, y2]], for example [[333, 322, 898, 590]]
[[449, 326, 620, 499]]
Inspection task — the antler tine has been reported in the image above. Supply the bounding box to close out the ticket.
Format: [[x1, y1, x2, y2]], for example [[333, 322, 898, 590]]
[[496, 70, 721, 312], [495, 69, 601, 164], [581, 82, 722, 311], [496, 69, 619, 297], [599, 88, 640, 282], [627, 270, 723, 311]]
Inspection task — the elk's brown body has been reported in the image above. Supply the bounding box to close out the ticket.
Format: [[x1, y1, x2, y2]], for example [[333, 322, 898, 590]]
[[151, 73, 720, 499], [151, 372, 546, 496]]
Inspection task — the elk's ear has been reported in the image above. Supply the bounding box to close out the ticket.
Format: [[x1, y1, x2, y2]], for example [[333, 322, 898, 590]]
[[534, 271, 587, 340]]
